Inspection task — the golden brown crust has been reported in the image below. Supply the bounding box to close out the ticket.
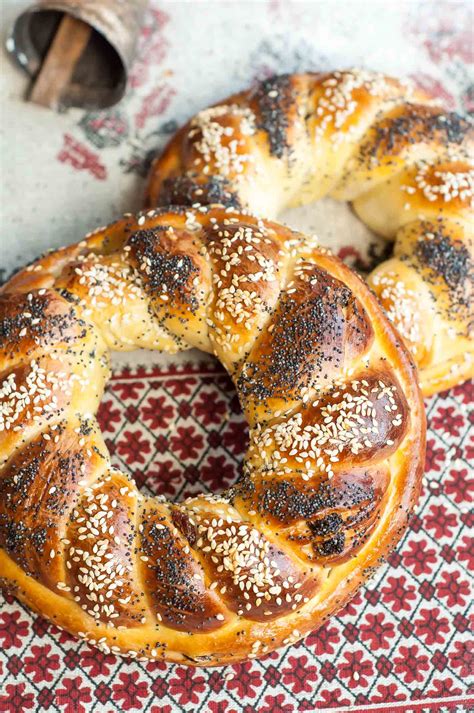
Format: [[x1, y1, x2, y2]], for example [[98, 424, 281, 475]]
[[145, 69, 474, 395], [0, 206, 425, 665], [139, 501, 229, 632]]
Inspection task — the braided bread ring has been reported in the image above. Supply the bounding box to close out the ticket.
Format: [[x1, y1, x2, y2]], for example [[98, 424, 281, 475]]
[[146, 69, 474, 396], [0, 206, 425, 665]]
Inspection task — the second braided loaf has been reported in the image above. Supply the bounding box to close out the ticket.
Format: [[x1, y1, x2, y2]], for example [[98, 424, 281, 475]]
[[146, 69, 474, 395]]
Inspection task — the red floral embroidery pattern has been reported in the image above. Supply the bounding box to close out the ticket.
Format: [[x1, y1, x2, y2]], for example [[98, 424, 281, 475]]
[[112, 672, 149, 710], [444, 467, 474, 504], [402, 538, 437, 575], [135, 84, 176, 130], [55, 677, 92, 713], [360, 612, 396, 650], [414, 607, 450, 645], [0, 363, 472, 711], [24, 645, 60, 683], [0, 683, 35, 712], [116, 429, 152, 465], [430, 405, 465, 437], [57, 134, 107, 181], [424, 437, 446, 472], [394, 645, 430, 684], [282, 655, 318, 693], [0, 612, 29, 648], [338, 650, 374, 689]]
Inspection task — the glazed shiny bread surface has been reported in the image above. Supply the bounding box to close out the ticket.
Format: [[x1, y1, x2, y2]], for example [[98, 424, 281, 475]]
[[0, 206, 425, 665], [146, 69, 474, 396]]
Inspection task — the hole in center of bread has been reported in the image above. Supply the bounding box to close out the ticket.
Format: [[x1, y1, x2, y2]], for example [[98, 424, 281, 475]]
[[98, 356, 248, 502]]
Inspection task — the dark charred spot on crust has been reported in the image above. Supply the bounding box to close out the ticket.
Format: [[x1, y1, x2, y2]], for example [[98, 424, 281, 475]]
[[128, 228, 200, 311], [158, 175, 241, 209], [253, 74, 295, 158]]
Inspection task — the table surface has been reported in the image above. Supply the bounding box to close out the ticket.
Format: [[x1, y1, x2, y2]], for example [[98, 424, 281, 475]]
[[1, 1, 473, 712]]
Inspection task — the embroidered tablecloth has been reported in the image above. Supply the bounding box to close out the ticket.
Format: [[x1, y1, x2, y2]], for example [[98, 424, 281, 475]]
[[0, 1, 472, 711]]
